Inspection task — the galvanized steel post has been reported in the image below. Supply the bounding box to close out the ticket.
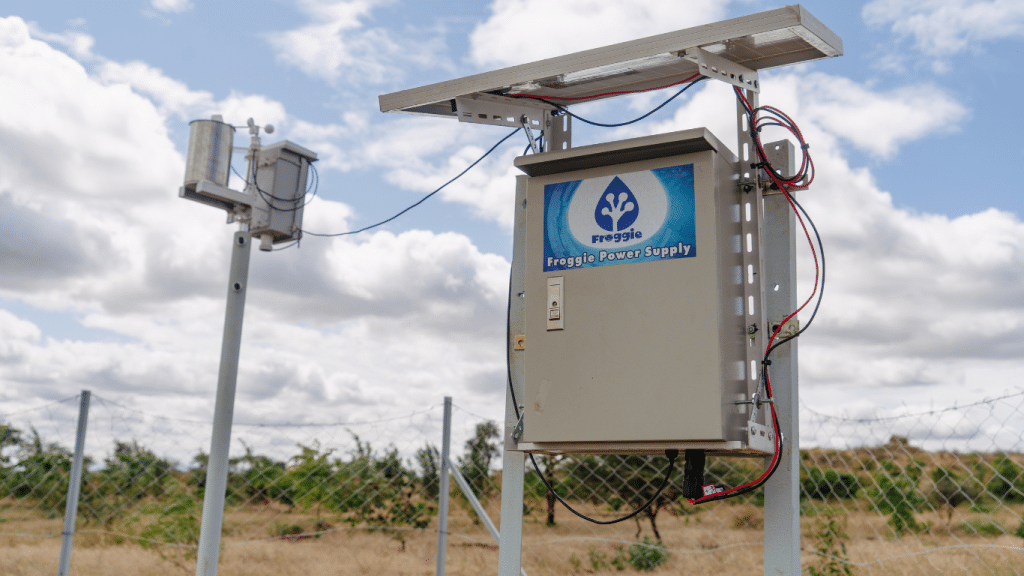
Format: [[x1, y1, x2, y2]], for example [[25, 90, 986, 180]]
[[195, 230, 252, 576], [436, 397, 452, 576], [57, 390, 90, 576]]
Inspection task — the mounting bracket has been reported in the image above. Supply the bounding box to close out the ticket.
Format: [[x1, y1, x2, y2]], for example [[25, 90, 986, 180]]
[[682, 47, 759, 92]]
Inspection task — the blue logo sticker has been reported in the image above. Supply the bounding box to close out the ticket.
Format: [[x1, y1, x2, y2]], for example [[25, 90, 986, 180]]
[[594, 177, 639, 232], [543, 164, 696, 272]]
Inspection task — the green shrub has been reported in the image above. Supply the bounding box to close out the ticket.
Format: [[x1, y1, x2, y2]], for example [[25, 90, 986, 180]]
[[802, 466, 861, 500], [139, 492, 201, 549], [868, 460, 926, 536], [929, 467, 980, 522], [268, 521, 305, 539], [807, 507, 853, 576], [587, 546, 610, 571], [959, 518, 1005, 537], [626, 536, 669, 571], [986, 455, 1024, 502]]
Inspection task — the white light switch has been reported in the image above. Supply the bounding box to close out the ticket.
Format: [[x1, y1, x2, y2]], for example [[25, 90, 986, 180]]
[[547, 276, 564, 331]]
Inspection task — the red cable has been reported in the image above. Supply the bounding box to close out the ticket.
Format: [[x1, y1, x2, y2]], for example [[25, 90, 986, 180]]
[[689, 93, 820, 504], [688, 186, 819, 504], [510, 73, 702, 102]]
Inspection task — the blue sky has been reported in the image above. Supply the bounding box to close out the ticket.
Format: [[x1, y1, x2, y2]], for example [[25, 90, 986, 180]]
[[1, 0, 1022, 454]]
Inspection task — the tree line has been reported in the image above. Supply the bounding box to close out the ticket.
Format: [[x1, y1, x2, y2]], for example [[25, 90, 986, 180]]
[[3, 419, 1024, 546]]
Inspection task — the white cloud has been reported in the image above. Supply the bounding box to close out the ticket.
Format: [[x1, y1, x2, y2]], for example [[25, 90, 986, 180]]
[[790, 74, 969, 159], [470, 0, 731, 68], [0, 14, 514, 432], [96, 60, 215, 120], [625, 73, 969, 160], [0, 18, 182, 206], [381, 135, 523, 229], [95, 60, 362, 172], [629, 71, 1024, 401], [25, 23, 95, 60], [863, 0, 1024, 60], [264, 0, 448, 84], [2, 3, 1022, 457], [151, 0, 194, 13]]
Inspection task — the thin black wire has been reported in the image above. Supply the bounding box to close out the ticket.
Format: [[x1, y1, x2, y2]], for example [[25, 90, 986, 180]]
[[530, 77, 706, 128], [272, 239, 301, 252], [230, 160, 320, 214], [530, 451, 677, 524], [303, 128, 522, 237]]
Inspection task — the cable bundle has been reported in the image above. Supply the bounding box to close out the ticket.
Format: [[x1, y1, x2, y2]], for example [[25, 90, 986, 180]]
[[688, 88, 826, 505]]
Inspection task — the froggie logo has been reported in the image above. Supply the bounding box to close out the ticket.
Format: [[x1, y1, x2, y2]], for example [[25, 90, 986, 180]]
[[594, 177, 639, 232], [548, 165, 690, 272]]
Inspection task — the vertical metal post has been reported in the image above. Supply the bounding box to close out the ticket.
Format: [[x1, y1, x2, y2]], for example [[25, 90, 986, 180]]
[[195, 230, 252, 576], [762, 143, 801, 574], [57, 390, 90, 576], [436, 397, 452, 576], [497, 175, 528, 576]]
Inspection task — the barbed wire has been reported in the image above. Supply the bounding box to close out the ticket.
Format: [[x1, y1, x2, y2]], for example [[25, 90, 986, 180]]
[[90, 393, 443, 428], [0, 394, 80, 419], [801, 388, 1024, 423]]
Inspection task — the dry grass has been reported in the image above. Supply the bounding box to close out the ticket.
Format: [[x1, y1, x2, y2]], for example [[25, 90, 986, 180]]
[[3, 497, 1023, 576]]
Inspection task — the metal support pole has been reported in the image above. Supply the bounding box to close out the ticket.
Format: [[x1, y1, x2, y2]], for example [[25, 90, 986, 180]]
[[436, 397, 452, 576], [763, 159, 801, 573], [449, 457, 501, 544], [57, 390, 90, 576], [195, 230, 252, 576], [498, 176, 528, 576], [448, 456, 529, 576]]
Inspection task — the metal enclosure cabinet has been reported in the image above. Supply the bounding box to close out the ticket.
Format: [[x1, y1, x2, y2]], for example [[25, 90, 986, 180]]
[[513, 128, 759, 455], [250, 141, 318, 244]]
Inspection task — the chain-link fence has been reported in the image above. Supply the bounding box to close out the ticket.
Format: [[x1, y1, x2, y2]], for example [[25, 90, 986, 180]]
[[2, 390, 1023, 575]]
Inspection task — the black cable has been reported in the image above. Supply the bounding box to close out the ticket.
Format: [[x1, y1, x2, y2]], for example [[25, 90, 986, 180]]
[[530, 77, 706, 128], [303, 128, 521, 237], [229, 162, 319, 213], [690, 90, 825, 505], [529, 451, 677, 524]]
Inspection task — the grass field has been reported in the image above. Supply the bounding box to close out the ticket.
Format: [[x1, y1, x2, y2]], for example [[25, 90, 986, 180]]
[[3, 494, 1023, 575]]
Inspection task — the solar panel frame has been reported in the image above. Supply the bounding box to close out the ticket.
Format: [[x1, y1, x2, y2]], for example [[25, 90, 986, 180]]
[[378, 5, 841, 118]]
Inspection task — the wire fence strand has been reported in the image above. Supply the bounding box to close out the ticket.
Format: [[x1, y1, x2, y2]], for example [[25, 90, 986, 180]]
[[1, 390, 1023, 575]]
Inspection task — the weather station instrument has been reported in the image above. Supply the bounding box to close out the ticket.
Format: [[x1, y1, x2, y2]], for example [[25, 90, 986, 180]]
[[381, 5, 841, 575], [179, 116, 318, 576]]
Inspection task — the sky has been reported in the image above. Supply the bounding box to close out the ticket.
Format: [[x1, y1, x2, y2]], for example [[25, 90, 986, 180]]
[[1, 0, 1022, 460]]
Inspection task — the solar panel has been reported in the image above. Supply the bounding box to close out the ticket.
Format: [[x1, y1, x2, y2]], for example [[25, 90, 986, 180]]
[[379, 5, 841, 121]]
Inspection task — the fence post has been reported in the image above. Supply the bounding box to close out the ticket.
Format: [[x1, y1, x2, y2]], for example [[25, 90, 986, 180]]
[[57, 389, 91, 576], [762, 151, 801, 575], [436, 397, 452, 576]]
